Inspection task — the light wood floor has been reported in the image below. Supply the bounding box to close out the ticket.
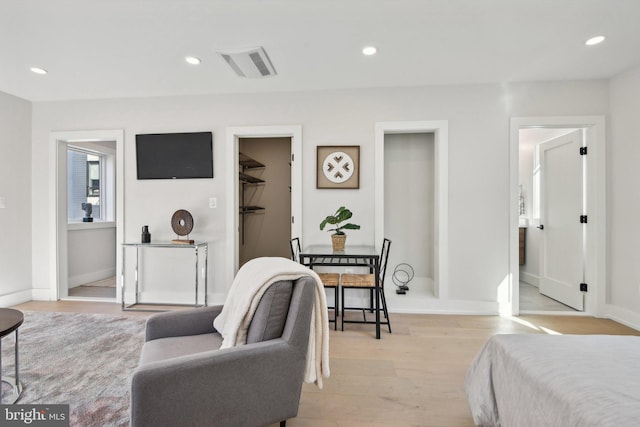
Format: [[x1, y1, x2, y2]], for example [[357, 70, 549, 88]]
[[11, 300, 640, 427]]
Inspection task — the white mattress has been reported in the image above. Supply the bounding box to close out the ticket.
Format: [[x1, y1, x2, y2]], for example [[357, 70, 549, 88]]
[[464, 334, 640, 427]]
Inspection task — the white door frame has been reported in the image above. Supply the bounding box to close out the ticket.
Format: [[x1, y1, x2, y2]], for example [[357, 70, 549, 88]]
[[225, 125, 302, 288], [509, 117, 606, 316], [49, 130, 125, 302], [374, 121, 449, 299]]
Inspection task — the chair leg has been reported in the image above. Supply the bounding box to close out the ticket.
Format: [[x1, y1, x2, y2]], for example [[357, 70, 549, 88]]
[[380, 289, 392, 333], [280, 421, 286, 427], [333, 285, 338, 331], [341, 286, 345, 331]]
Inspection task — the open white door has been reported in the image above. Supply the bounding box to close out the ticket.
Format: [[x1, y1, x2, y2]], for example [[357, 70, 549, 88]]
[[538, 129, 585, 310]]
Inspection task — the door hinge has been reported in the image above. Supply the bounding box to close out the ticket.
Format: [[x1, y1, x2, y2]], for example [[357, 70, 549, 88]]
[[580, 147, 588, 155], [291, 216, 294, 224], [291, 153, 294, 162], [580, 283, 588, 292], [580, 215, 588, 224]]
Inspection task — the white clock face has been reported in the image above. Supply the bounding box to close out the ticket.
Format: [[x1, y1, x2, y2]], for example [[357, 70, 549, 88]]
[[322, 151, 354, 183]]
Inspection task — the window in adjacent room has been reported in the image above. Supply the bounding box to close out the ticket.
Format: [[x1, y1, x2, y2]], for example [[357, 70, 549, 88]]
[[67, 145, 114, 222]]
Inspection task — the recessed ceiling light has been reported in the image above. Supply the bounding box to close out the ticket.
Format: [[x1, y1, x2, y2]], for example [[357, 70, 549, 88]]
[[30, 67, 48, 75], [362, 46, 377, 56], [585, 36, 605, 46], [185, 56, 202, 65]]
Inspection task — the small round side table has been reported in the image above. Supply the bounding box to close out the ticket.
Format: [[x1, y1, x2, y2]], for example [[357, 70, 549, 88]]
[[1, 308, 24, 404]]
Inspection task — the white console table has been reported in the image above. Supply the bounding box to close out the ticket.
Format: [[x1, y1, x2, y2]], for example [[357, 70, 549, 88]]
[[121, 242, 208, 311]]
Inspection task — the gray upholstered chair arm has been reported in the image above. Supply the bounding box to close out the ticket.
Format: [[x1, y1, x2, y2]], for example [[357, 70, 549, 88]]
[[145, 305, 223, 342], [131, 339, 307, 427]]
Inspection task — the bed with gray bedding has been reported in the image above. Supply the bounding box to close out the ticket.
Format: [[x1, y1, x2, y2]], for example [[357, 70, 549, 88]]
[[464, 334, 640, 427]]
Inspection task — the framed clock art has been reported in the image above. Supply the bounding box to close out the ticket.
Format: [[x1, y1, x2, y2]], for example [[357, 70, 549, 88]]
[[316, 145, 360, 189]]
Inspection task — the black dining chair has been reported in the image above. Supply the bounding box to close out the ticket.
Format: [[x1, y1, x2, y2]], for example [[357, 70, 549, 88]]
[[290, 237, 340, 330], [340, 238, 392, 333]]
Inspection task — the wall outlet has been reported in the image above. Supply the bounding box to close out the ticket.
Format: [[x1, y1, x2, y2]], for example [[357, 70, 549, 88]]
[[0, 197, 6, 209], [209, 197, 217, 209]]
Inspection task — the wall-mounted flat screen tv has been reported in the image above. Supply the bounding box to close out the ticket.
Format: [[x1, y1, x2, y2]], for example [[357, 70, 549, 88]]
[[136, 132, 213, 179]]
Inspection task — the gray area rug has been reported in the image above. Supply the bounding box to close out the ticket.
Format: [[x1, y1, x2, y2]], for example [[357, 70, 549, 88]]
[[1, 311, 145, 426]]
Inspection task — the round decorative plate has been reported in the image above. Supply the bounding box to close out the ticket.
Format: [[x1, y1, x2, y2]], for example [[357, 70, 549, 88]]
[[171, 209, 194, 236], [322, 151, 354, 184]]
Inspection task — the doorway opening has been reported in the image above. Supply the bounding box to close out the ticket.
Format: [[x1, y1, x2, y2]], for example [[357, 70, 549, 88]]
[[384, 132, 435, 299], [374, 121, 449, 312], [50, 130, 124, 303], [518, 128, 582, 312], [238, 137, 292, 267], [66, 142, 117, 299], [509, 117, 606, 316], [225, 126, 302, 289]]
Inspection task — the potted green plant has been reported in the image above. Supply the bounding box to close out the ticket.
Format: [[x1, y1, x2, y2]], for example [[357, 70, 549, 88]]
[[320, 206, 361, 251]]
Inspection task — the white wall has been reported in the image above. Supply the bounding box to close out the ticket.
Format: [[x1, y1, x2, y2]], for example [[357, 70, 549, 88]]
[[29, 80, 609, 310], [67, 226, 116, 287], [609, 65, 640, 320], [0, 91, 32, 306]]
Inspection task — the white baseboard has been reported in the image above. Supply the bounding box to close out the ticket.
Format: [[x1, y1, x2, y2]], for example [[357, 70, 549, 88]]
[[520, 271, 539, 287], [0, 289, 33, 307], [69, 267, 116, 288], [124, 289, 497, 315], [123, 290, 210, 307], [32, 288, 55, 301], [604, 304, 640, 332], [388, 299, 499, 315], [340, 288, 498, 315]]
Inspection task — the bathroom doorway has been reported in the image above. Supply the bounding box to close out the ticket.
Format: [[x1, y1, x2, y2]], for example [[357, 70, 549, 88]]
[[510, 116, 606, 316], [518, 127, 582, 312]]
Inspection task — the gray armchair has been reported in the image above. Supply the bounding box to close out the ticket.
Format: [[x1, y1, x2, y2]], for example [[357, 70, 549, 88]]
[[130, 276, 316, 427]]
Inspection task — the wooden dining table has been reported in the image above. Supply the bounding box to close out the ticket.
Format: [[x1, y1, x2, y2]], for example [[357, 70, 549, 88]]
[[299, 245, 382, 339]]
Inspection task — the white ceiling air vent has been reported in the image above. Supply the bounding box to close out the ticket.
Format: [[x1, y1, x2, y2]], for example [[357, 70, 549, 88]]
[[218, 46, 277, 78]]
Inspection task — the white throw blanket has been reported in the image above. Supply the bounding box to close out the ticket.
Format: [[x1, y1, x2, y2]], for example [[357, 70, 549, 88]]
[[213, 257, 330, 388]]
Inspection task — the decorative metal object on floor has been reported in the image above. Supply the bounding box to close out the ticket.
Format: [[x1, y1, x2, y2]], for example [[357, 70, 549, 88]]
[[393, 263, 414, 294]]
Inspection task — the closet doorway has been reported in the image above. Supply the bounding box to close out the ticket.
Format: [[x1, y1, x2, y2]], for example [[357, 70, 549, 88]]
[[225, 125, 302, 288], [238, 137, 292, 266]]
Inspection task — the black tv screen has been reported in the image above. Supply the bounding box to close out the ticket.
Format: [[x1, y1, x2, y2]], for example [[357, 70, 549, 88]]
[[136, 132, 213, 179]]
